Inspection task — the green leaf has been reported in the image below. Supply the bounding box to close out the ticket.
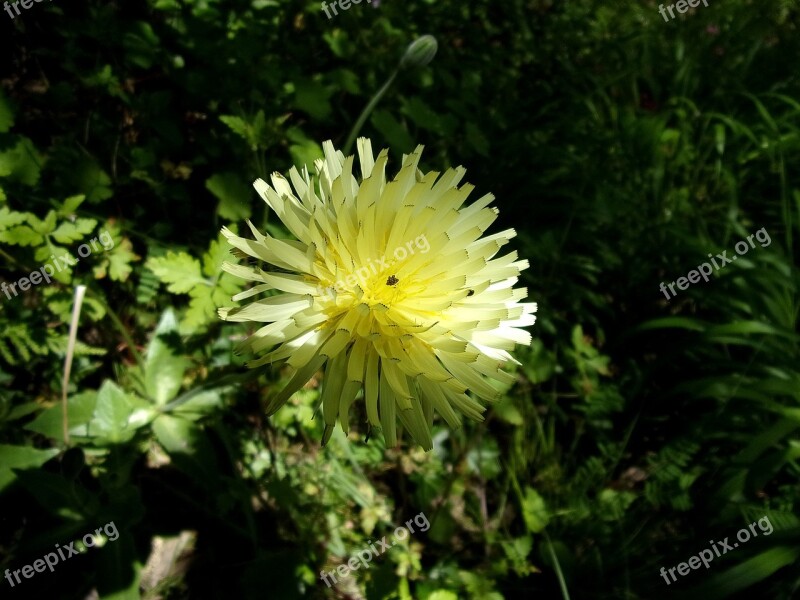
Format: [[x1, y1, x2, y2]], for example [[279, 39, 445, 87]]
[[96, 529, 143, 600], [428, 592, 460, 600], [94, 236, 139, 282], [0, 205, 28, 230], [24, 392, 99, 442], [521, 487, 549, 533], [146, 251, 206, 294], [123, 21, 160, 69], [144, 309, 190, 405], [172, 390, 223, 418], [287, 127, 324, 171], [493, 396, 523, 425], [202, 234, 232, 277], [293, 79, 333, 120], [72, 158, 114, 204], [0, 90, 15, 133], [401, 97, 441, 133], [50, 218, 99, 244], [0, 136, 43, 186], [0, 444, 60, 492], [219, 115, 249, 139], [0, 224, 42, 246], [370, 109, 414, 154], [58, 194, 87, 217], [686, 546, 800, 596], [90, 381, 154, 444], [152, 414, 219, 484], [206, 172, 252, 221], [14, 470, 99, 520], [466, 122, 490, 156]]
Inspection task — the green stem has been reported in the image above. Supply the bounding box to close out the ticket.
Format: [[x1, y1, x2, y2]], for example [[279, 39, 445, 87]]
[[544, 530, 572, 600], [343, 69, 399, 156], [162, 367, 263, 413], [87, 288, 145, 370]]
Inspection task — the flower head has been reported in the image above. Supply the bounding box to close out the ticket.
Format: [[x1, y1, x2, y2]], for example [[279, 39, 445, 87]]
[[219, 139, 536, 450]]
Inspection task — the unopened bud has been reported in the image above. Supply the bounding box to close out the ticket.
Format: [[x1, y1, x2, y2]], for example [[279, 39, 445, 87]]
[[399, 35, 438, 70]]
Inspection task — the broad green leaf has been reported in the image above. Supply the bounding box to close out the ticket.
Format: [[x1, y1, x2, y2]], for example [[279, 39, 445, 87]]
[[293, 80, 333, 120], [152, 414, 219, 484], [24, 392, 98, 442], [206, 172, 252, 221], [686, 546, 800, 596], [144, 309, 190, 405], [90, 380, 154, 444], [14, 470, 99, 520], [96, 529, 143, 600], [172, 390, 223, 418], [0, 444, 60, 492], [428, 592, 459, 600], [370, 110, 414, 154]]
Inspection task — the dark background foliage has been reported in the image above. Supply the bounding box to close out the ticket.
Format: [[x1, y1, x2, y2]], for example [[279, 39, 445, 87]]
[[1, 0, 799, 598]]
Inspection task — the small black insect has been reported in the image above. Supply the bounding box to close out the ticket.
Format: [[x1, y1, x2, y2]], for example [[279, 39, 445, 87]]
[[386, 275, 399, 286], [466, 289, 474, 297]]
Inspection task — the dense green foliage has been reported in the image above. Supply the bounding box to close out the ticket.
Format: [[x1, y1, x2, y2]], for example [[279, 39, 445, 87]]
[[1, 0, 799, 598]]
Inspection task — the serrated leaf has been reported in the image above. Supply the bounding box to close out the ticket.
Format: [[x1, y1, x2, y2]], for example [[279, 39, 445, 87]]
[[202, 235, 232, 277], [94, 237, 139, 282], [181, 288, 217, 333], [0, 206, 28, 230], [51, 218, 99, 244], [219, 115, 248, 139], [146, 251, 206, 294], [58, 194, 86, 216], [0, 224, 43, 246]]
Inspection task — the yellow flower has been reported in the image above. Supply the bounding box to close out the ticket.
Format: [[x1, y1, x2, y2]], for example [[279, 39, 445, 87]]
[[219, 139, 536, 450]]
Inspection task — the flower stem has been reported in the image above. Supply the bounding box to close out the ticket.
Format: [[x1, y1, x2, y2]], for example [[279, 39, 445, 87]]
[[343, 69, 398, 156]]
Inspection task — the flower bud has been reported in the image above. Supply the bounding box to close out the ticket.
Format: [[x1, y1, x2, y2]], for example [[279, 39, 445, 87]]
[[399, 35, 438, 70]]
